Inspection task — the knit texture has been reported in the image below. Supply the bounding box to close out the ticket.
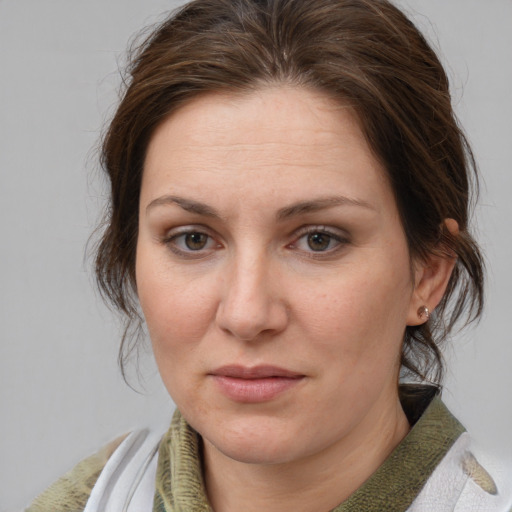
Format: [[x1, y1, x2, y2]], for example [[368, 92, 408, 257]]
[[26, 434, 128, 512], [152, 393, 464, 512], [153, 412, 212, 512], [27, 387, 480, 511], [331, 395, 464, 511]]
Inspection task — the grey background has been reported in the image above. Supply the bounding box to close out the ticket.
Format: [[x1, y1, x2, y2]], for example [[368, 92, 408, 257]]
[[1, 1, 511, 510]]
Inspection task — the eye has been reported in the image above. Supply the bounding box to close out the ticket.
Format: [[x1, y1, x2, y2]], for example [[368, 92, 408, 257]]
[[290, 227, 348, 255], [182, 232, 209, 251], [306, 232, 335, 251], [163, 228, 220, 257]]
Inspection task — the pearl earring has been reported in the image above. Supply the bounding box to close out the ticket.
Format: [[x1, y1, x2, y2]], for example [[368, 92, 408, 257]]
[[417, 305, 430, 321]]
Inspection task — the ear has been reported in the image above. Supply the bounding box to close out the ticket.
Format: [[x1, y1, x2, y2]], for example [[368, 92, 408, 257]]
[[406, 219, 458, 326]]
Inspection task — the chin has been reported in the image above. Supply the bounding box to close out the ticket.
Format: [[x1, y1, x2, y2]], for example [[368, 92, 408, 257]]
[[200, 415, 317, 465], [211, 436, 301, 465]]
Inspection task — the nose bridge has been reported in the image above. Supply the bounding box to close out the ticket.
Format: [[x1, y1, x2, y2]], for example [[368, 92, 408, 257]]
[[216, 244, 286, 340], [231, 246, 264, 295]]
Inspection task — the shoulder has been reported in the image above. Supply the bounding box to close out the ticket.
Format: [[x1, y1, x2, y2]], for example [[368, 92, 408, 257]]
[[26, 433, 129, 512], [26, 424, 168, 512], [398, 386, 512, 511], [409, 432, 512, 512]]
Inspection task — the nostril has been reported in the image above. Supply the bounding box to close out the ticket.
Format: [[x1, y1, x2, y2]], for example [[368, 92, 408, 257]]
[[215, 296, 288, 341], [215, 259, 288, 340]]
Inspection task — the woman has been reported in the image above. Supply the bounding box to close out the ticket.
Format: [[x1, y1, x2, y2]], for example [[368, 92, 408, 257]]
[[26, 0, 511, 510]]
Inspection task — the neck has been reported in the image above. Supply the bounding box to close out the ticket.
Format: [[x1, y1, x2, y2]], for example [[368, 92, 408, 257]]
[[203, 392, 410, 512]]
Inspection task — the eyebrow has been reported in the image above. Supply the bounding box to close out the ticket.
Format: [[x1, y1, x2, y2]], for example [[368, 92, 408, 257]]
[[146, 194, 375, 219], [276, 196, 375, 220], [146, 195, 221, 218]]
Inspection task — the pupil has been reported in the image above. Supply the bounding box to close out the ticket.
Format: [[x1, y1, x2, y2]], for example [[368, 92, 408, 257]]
[[308, 233, 330, 251], [185, 233, 207, 250]]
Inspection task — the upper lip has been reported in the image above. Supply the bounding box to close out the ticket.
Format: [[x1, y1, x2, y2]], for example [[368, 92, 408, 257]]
[[210, 365, 304, 379]]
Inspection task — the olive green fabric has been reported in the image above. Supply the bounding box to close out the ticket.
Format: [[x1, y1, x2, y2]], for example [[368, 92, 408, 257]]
[[26, 434, 128, 512], [331, 395, 464, 511], [153, 391, 464, 512], [153, 412, 212, 512], [27, 388, 465, 511]]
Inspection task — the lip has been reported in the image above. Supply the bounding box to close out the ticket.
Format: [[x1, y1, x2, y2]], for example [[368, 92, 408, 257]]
[[209, 365, 305, 403]]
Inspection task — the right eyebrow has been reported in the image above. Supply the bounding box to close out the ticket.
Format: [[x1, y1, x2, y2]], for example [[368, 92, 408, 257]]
[[145, 195, 221, 218]]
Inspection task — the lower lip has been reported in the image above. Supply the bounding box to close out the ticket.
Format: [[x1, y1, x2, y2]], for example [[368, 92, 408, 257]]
[[211, 375, 304, 403]]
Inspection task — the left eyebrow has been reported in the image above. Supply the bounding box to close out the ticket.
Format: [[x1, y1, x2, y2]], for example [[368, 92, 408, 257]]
[[276, 196, 375, 220]]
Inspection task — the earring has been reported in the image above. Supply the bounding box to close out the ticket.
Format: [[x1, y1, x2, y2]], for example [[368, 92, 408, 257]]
[[417, 305, 430, 321]]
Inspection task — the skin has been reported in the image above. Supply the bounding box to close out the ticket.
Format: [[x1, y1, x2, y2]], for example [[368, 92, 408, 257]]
[[136, 86, 456, 512]]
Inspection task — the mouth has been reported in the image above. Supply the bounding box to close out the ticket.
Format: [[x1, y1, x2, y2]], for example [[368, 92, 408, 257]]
[[209, 365, 305, 403]]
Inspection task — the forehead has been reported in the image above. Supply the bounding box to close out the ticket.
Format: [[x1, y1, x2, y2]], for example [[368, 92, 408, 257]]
[[142, 86, 391, 212], [146, 86, 366, 162]]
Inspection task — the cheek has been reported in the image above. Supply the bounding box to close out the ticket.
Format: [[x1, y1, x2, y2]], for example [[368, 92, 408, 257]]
[[136, 267, 216, 403], [140, 285, 212, 349], [294, 255, 412, 366], [135, 245, 216, 364]]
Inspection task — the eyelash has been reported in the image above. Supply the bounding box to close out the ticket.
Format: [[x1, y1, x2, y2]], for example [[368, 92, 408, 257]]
[[161, 226, 349, 259]]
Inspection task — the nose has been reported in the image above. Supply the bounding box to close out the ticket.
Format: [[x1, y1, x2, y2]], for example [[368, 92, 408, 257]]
[[215, 252, 288, 341]]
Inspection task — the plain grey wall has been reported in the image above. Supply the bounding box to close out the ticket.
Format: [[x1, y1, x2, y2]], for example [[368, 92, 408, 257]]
[[1, 1, 510, 510]]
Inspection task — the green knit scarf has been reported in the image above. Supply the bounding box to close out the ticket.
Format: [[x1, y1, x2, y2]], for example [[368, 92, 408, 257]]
[[153, 393, 464, 512]]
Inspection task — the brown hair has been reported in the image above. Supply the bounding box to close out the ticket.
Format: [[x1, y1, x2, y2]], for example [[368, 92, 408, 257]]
[[96, 0, 484, 384]]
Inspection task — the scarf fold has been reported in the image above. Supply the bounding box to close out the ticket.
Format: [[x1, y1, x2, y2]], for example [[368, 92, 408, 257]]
[[154, 411, 212, 512]]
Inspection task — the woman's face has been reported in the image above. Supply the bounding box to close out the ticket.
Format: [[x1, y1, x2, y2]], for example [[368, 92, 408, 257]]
[[137, 86, 418, 465]]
